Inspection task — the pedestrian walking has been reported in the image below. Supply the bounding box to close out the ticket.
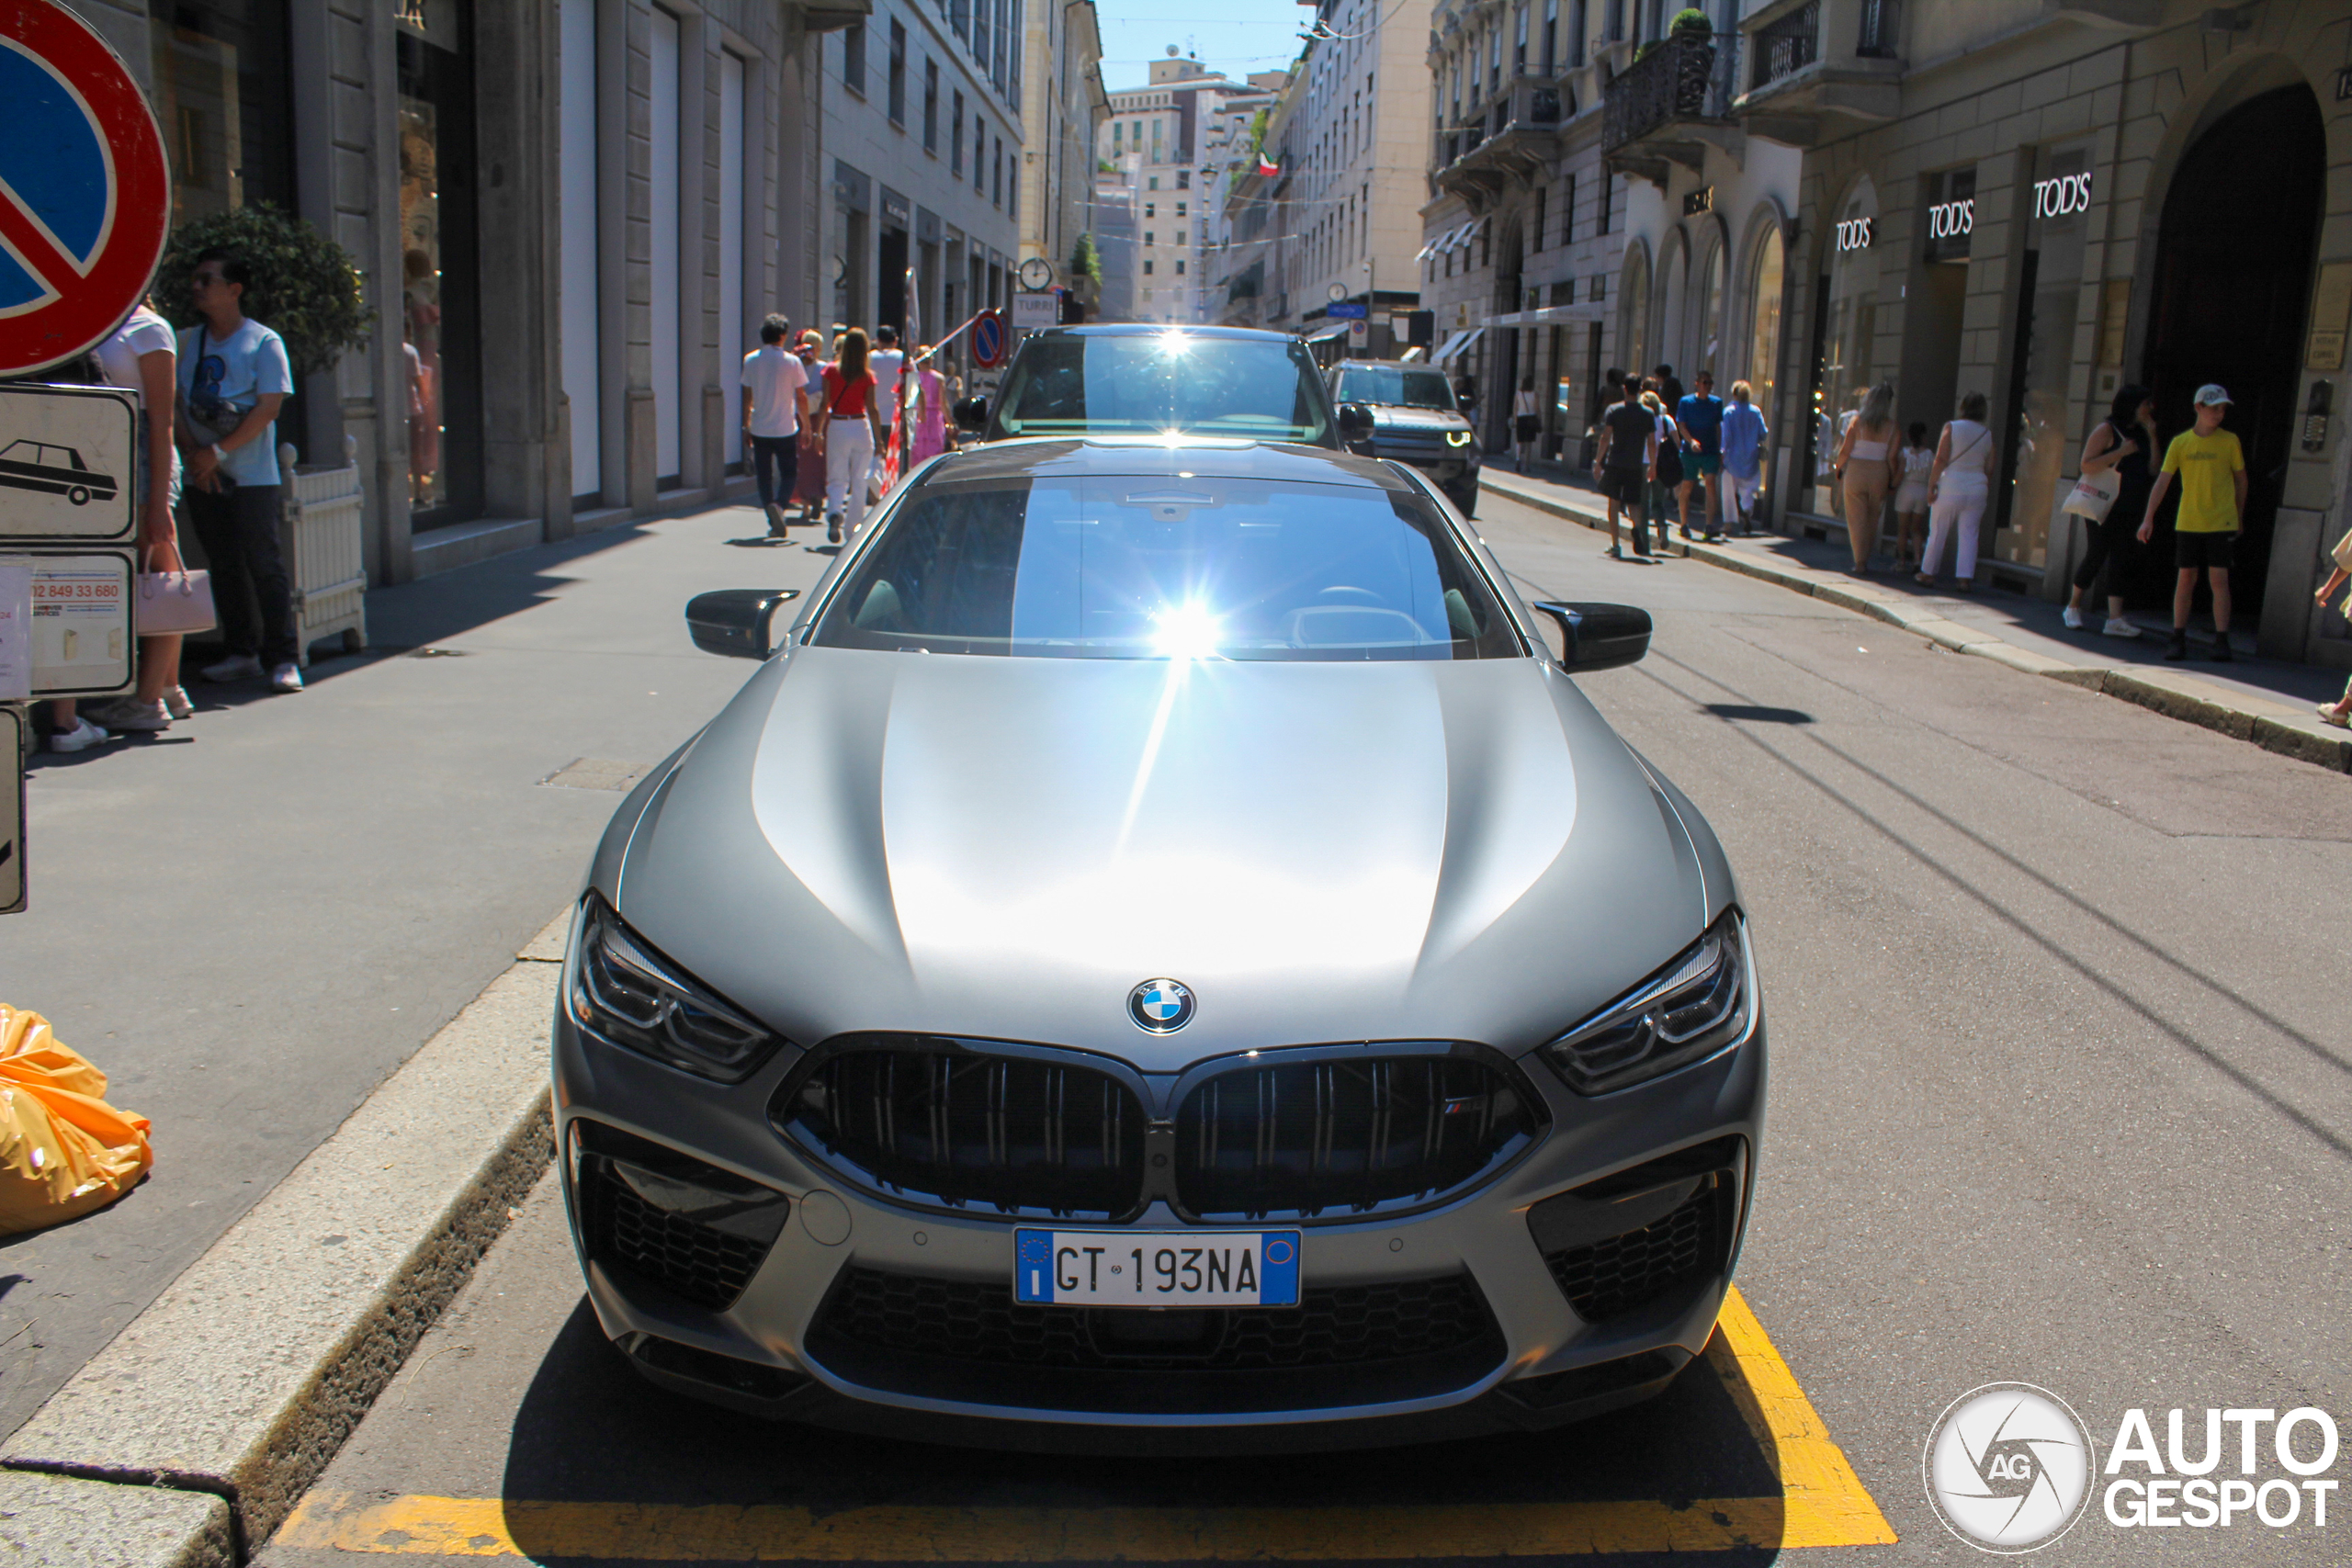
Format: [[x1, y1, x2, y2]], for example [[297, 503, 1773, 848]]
[[791, 331, 829, 519], [1511, 378, 1541, 471], [909, 347, 950, 464], [1891, 423, 1934, 570], [77, 297, 192, 739], [1641, 388, 1684, 538], [1832, 382, 1898, 573], [1676, 371, 1726, 541], [175, 249, 302, 693], [741, 314, 809, 537], [2062, 384, 2158, 638], [1652, 363, 1685, 416], [1917, 391, 1997, 591], [2316, 526, 2352, 726], [2139, 385, 2246, 661], [820, 328, 881, 545], [1719, 380, 1769, 536], [1591, 376, 1657, 559], [868, 325, 905, 490]]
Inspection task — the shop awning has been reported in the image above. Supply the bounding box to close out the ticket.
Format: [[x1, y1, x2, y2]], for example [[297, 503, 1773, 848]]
[[1483, 302, 1606, 328], [1431, 326, 1485, 365]]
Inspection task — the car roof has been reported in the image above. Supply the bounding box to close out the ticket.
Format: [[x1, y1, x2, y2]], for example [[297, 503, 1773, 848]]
[[1330, 360, 1445, 373], [914, 436, 1412, 491], [1014, 324, 1306, 344]]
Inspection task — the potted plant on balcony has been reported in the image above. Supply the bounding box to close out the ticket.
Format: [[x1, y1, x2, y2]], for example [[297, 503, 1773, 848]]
[[1670, 7, 1713, 39]]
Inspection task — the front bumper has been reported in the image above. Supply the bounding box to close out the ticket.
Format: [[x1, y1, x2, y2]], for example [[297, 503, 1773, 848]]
[[551, 997, 1765, 1450]]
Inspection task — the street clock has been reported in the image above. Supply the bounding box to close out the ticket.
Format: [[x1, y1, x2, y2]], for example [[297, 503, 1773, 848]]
[[1018, 256, 1056, 292]]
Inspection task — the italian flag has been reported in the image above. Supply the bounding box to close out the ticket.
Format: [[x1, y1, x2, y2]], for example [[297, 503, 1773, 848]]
[[1257, 152, 1280, 178]]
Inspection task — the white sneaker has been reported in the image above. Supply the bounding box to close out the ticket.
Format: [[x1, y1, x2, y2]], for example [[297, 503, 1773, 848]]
[[86, 696, 170, 731], [164, 686, 194, 719], [201, 653, 264, 682], [2101, 617, 2142, 639], [47, 717, 115, 754], [2061, 605, 2085, 629], [269, 662, 304, 694]]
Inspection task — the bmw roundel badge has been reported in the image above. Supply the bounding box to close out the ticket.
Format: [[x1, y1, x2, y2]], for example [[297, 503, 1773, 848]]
[[1127, 978, 1194, 1033]]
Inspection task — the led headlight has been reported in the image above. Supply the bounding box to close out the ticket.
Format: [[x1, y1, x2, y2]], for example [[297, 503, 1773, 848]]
[[569, 896, 786, 1082], [1541, 913, 1751, 1095], [1444, 430, 1473, 447]]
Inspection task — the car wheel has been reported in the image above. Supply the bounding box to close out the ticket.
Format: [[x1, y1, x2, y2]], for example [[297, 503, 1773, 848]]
[[65, 486, 88, 506]]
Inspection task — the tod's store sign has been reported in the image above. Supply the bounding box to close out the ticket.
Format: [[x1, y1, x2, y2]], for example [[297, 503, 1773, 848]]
[[1924, 170, 1977, 264]]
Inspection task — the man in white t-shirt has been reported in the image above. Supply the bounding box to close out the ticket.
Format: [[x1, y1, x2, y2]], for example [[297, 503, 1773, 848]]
[[741, 314, 810, 536], [175, 248, 301, 693]]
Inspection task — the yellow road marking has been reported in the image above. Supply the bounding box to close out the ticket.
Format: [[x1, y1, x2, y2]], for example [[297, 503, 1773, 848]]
[[275, 1286, 1894, 1559]]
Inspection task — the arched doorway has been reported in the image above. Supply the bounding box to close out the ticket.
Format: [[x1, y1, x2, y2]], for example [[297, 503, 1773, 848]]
[[2133, 85, 2324, 612]]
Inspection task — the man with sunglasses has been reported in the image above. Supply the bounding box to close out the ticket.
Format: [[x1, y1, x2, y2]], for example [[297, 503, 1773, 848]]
[[175, 249, 300, 692]]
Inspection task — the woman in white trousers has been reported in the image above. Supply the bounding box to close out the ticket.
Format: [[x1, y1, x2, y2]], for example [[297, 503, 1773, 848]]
[[819, 328, 881, 545], [1918, 390, 1998, 591]]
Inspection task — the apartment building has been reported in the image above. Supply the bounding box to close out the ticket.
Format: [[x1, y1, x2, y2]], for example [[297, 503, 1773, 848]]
[[1100, 52, 1279, 324], [1017, 0, 1108, 310], [820, 0, 1023, 378]]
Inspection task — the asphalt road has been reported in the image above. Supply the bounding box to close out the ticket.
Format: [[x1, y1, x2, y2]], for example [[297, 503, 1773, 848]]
[[0, 498, 834, 1438], [259, 485, 2348, 1565]]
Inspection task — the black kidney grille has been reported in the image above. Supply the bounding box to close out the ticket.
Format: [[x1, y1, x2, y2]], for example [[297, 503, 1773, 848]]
[[780, 1044, 1148, 1219], [814, 1266, 1497, 1371], [1542, 1180, 1729, 1324], [1174, 1055, 1542, 1220], [580, 1160, 771, 1313]]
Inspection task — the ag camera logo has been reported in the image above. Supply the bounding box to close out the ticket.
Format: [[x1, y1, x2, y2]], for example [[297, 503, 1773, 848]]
[[1924, 1383, 2096, 1552]]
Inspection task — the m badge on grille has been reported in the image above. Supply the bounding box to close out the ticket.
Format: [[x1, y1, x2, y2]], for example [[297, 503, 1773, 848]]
[[1127, 978, 1193, 1033]]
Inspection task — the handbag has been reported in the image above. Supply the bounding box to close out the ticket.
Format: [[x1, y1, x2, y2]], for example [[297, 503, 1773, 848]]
[[2062, 468, 2121, 521], [135, 546, 216, 636]]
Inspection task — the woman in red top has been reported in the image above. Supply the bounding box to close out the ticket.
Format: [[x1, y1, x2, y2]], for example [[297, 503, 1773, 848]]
[[820, 328, 881, 544]]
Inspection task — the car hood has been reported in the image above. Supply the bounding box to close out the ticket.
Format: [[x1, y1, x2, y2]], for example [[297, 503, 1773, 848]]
[[614, 648, 1710, 1071]]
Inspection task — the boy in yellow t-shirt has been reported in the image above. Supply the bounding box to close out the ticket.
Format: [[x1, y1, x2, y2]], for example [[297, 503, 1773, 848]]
[[2139, 384, 2247, 662]]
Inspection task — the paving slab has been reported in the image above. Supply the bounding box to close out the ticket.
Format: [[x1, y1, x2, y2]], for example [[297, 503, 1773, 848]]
[[0, 1471, 232, 1568], [6, 947, 562, 1551]]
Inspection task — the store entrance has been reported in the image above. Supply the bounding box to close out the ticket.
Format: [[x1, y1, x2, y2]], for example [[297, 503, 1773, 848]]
[[2135, 85, 2324, 613]]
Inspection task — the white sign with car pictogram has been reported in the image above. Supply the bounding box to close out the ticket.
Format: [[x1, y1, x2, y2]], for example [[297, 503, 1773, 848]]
[[0, 383, 138, 542]]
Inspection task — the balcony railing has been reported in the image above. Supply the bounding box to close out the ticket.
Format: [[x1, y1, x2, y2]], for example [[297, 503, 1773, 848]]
[[1602, 31, 1738, 152], [1432, 76, 1566, 176], [1750, 2, 1819, 92]]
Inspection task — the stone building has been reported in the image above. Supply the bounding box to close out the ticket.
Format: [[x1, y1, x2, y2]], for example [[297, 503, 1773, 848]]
[[70, 0, 864, 585], [1017, 0, 1107, 310], [1104, 52, 1287, 325], [1738, 0, 2352, 664]]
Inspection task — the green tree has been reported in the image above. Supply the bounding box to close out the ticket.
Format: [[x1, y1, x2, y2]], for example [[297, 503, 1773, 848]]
[[153, 203, 369, 378], [1069, 233, 1101, 281]]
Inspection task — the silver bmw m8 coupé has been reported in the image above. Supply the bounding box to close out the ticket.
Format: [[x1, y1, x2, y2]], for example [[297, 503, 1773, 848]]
[[553, 434, 1765, 1450]]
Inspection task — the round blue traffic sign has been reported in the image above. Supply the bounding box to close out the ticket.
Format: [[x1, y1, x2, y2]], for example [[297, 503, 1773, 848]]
[[0, 4, 172, 376]]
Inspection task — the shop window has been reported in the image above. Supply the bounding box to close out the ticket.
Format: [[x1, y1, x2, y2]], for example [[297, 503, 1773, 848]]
[[1746, 225, 1783, 429], [149, 0, 295, 228], [1695, 239, 1724, 379], [1619, 247, 1650, 386], [1806, 176, 1880, 502], [394, 0, 481, 519], [1996, 143, 2095, 567]]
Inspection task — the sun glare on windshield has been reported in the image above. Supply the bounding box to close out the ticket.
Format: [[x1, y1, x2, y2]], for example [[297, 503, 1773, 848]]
[[1150, 602, 1223, 660], [1153, 331, 1195, 357]]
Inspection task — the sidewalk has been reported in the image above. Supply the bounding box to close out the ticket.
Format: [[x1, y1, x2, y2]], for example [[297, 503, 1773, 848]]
[[1479, 468, 2352, 774]]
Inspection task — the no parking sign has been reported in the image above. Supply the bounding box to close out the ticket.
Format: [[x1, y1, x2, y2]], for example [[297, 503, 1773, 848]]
[[0, 0, 173, 377], [970, 310, 1007, 369]]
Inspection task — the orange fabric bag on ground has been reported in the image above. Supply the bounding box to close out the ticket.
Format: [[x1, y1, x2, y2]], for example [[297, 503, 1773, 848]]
[[0, 1006, 153, 1235]]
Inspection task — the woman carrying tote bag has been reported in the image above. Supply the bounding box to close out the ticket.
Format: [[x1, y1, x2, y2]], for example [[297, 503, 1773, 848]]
[[2061, 384, 2157, 637]]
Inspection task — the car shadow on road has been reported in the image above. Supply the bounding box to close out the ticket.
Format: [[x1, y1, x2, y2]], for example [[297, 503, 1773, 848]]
[[476, 1295, 1818, 1563]]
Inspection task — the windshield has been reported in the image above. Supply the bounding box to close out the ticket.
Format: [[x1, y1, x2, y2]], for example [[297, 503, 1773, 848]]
[[1332, 366, 1460, 412], [812, 475, 1521, 661], [990, 334, 1333, 446]]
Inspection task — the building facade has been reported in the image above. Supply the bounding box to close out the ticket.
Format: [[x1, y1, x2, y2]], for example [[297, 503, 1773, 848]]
[[1101, 52, 1282, 325], [1738, 0, 2352, 665], [1017, 0, 1107, 308], [70, 0, 863, 587], [1220, 1, 1431, 354], [819, 0, 1023, 383]]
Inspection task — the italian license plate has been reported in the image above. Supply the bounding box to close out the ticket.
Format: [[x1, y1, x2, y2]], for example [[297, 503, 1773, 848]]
[[1013, 1229, 1300, 1307]]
